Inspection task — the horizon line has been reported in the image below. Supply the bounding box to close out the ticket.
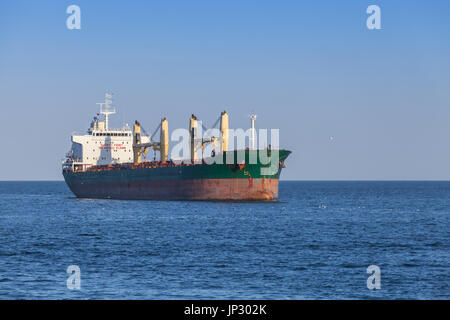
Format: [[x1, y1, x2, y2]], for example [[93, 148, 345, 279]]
[[3, 179, 450, 182]]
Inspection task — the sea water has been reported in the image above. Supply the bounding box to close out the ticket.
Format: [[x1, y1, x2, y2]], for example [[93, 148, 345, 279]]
[[0, 181, 448, 299]]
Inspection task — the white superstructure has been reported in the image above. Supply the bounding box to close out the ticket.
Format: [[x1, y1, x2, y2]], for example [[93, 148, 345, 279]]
[[65, 93, 150, 170]]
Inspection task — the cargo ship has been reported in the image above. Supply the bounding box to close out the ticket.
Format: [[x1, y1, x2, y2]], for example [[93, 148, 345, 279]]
[[62, 93, 291, 201]]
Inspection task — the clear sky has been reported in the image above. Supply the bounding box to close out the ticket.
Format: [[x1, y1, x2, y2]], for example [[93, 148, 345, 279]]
[[1, 0, 449, 180]]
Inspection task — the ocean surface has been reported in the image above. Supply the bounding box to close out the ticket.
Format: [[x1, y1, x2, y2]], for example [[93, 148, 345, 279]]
[[0, 181, 448, 299]]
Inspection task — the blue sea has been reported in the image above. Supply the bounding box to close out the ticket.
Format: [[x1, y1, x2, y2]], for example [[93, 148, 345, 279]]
[[0, 181, 448, 299]]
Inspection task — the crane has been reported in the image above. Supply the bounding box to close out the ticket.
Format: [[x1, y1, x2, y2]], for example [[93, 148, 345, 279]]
[[133, 118, 169, 163]]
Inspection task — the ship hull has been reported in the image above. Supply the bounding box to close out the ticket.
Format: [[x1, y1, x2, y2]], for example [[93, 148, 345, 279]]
[[63, 149, 290, 201], [65, 178, 278, 201]]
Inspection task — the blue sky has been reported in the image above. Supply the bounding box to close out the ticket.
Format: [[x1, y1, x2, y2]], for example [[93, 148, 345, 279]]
[[1, 0, 450, 180]]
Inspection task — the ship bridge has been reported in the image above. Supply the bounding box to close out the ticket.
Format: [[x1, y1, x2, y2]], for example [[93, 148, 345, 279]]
[[63, 93, 150, 172]]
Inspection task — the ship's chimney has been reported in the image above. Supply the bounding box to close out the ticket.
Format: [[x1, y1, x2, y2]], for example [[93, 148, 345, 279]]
[[189, 114, 198, 163], [160, 118, 169, 162], [220, 111, 229, 152]]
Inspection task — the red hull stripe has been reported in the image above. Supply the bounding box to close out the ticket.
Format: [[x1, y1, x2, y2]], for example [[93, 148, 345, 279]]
[[67, 178, 279, 201]]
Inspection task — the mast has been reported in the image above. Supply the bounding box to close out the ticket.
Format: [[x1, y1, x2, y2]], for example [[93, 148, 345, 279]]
[[250, 112, 257, 150], [96, 92, 116, 130]]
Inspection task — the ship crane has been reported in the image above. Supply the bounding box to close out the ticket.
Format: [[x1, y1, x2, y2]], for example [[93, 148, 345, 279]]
[[189, 112, 229, 163], [133, 118, 169, 163]]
